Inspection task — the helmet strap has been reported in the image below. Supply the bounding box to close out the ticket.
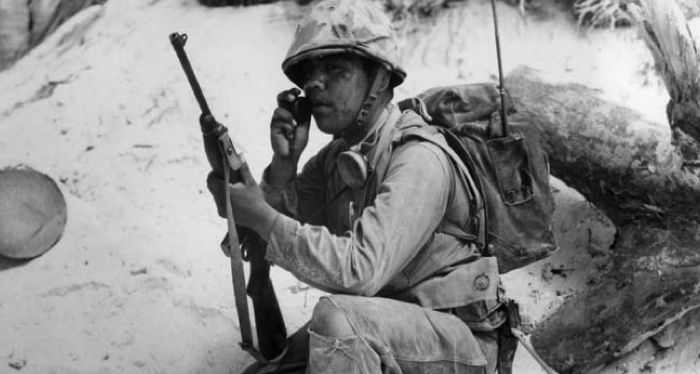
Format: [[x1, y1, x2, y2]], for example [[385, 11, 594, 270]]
[[355, 66, 390, 129], [336, 64, 390, 143]]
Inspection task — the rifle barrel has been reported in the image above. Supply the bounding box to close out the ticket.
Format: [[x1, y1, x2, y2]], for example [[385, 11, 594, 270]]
[[169, 32, 211, 115]]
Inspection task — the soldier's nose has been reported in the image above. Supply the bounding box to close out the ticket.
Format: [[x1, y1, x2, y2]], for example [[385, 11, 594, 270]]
[[304, 79, 325, 93]]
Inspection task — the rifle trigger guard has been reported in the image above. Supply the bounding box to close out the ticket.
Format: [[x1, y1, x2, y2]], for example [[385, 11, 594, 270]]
[[219, 233, 232, 258], [240, 342, 269, 364], [241, 241, 250, 262], [220, 231, 253, 263]]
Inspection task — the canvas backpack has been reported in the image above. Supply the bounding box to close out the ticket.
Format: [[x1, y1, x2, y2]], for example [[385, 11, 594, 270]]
[[395, 83, 557, 274]]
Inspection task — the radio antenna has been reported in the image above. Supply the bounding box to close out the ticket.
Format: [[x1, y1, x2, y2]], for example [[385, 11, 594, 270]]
[[490, 0, 508, 136]]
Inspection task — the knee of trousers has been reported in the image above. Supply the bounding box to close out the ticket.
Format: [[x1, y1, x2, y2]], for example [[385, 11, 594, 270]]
[[309, 296, 355, 339]]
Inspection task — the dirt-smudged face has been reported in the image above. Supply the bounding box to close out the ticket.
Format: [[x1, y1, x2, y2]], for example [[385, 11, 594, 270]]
[[300, 54, 371, 136]]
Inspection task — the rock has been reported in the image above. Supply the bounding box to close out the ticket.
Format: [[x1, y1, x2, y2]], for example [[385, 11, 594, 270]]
[[0, 166, 67, 259], [8, 358, 26, 370], [7, 350, 27, 370], [0, 0, 106, 71], [0, 0, 30, 69]]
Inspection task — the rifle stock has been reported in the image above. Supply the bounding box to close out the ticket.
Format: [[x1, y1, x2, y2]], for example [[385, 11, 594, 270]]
[[170, 32, 287, 361], [244, 232, 288, 358]]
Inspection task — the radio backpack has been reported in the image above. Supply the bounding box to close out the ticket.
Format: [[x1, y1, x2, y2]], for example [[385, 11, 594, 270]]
[[397, 83, 557, 273]]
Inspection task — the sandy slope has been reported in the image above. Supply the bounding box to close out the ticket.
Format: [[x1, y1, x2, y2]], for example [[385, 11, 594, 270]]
[[0, 0, 696, 373]]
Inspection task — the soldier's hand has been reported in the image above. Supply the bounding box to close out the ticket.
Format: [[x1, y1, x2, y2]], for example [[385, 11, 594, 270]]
[[270, 89, 310, 162], [207, 164, 278, 238]]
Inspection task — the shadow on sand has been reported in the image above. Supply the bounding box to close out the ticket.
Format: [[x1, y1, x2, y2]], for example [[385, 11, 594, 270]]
[[0, 255, 31, 271]]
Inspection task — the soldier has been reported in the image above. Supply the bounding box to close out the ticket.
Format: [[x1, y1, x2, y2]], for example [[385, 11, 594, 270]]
[[216, 0, 506, 372]]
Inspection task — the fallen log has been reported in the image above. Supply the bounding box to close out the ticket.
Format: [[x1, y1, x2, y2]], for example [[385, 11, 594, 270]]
[[505, 2, 700, 371], [505, 65, 700, 373]]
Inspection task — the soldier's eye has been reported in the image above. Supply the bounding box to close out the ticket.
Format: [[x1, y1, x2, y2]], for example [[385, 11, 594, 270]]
[[299, 63, 313, 78], [324, 63, 340, 73]]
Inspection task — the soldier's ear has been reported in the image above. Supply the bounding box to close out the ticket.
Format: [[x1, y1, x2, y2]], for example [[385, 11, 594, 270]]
[[377, 67, 393, 100], [378, 67, 391, 91]]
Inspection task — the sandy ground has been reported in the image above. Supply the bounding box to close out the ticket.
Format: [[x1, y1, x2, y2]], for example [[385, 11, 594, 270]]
[[0, 0, 697, 373]]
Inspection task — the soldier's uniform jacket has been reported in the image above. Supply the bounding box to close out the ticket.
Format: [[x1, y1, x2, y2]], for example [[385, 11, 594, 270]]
[[262, 104, 505, 331]]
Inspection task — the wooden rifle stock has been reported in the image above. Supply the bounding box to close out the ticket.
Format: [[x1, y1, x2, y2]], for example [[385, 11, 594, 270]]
[[169, 32, 287, 362]]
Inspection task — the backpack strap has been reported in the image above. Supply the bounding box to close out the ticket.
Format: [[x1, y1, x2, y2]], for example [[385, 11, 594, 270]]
[[435, 220, 479, 242], [358, 106, 403, 211], [437, 128, 489, 254], [401, 126, 486, 250], [369, 110, 487, 250]]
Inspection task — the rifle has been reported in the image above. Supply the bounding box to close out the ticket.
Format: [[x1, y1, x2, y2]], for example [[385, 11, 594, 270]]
[[169, 32, 287, 362]]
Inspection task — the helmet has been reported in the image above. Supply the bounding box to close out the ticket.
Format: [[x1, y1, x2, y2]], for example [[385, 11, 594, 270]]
[[0, 166, 66, 259], [282, 0, 406, 88]]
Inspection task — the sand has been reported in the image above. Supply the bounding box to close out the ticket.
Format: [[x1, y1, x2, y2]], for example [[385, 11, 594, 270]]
[[0, 0, 697, 373]]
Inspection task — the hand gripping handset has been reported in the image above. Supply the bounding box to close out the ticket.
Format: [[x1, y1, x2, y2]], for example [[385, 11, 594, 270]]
[[277, 88, 312, 125]]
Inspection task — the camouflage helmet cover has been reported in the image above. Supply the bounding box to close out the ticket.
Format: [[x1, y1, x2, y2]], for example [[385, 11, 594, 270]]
[[282, 0, 406, 88]]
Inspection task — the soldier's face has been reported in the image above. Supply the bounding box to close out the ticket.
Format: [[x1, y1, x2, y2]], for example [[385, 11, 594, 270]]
[[301, 54, 371, 136]]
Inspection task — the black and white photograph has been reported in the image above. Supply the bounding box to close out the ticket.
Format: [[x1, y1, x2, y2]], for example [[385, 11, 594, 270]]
[[1, 0, 699, 373]]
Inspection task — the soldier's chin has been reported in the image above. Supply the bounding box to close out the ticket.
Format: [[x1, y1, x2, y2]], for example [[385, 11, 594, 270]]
[[313, 115, 336, 135]]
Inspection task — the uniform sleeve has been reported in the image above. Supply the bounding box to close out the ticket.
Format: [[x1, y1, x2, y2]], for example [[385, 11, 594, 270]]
[[264, 141, 453, 296], [260, 146, 330, 226]]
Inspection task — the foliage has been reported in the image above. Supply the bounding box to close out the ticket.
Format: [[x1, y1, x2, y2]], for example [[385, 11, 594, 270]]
[[568, 0, 637, 28], [195, 0, 697, 30], [383, 0, 641, 28]]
